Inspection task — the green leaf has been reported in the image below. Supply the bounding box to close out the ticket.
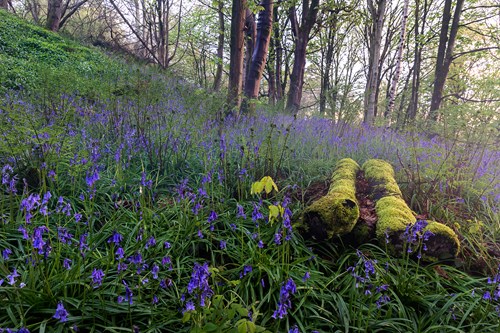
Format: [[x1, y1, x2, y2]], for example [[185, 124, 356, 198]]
[[182, 311, 192, 323], [251, 181, 264, 195], [203, 322, 219, 332]]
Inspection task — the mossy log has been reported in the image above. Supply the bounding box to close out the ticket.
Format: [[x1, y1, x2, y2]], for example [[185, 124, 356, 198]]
[[363, 159, 460, 259], [300, 158, 360, 240], [421, 221, 460, 260]]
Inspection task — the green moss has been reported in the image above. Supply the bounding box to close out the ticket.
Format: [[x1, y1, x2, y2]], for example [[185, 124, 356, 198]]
[[362, 159, 395, 180], [375, 196, 416, 239], [423, 220, 460, 259], [301, 158, 360, 240], [303, 193, 360, 239]]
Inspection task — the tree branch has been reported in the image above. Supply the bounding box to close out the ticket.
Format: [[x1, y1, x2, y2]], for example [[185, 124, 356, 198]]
[[452, 46, 500, 60]]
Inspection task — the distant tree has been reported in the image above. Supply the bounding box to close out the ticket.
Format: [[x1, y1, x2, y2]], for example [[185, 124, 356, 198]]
[[0, 0, 10, 9], [385, 0, 409, 117], [46, 0, 89, 32], [213, 0, 225, 92], [226, 0, 247, 113], [363, 0, 387, 125], [428, 0, 466, 120], [241, 0, 273, 114], [286, 0, 320, 113]]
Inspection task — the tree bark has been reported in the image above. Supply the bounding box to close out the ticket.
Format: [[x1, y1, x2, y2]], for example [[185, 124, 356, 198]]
[[363, 0, 387, 125], [0, 0, 8, 9], [243, 9, 256, 91], [46, 0, 63, 31], [242, 0, 273, 114], [319, 12, 338, 116], [212, 0, 225, 92], [227, 0, 248, 113], [286, 0, 320, 114], [429, 0, 465, 120], [385, 0, 409, 117]]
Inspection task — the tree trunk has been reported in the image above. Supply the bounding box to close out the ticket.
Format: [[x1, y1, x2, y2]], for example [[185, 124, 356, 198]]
[[0, 0, 8, 9], [319, 13, 338, 116], [429, 0, 464, 121], [274, 6, 284, 102], [385, 0, 409, 117], [364, 0, 387, 125], [226, 0, 247, 113], [285, 0, 320, 114], [213, 0, 225, 92], [243, 9, 256, 91], [242, 0, 273, 114], [46, 0, 62, 31]]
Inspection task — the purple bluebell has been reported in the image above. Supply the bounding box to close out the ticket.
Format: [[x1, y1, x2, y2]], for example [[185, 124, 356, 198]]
[[6, 268, 20, 285], [53, 301, 69, 322], [272, 278, 297, 319], [57, 227, 73, 245], [2, 248, 12, 260], [116, 247, 125, 260], [151, 264, 160, 279], [236, 204, 246, 219], [302, 271, 311, 282], [164, 241, 171, 249], [108, 231, 123, 245], [91, 268, 105, 287], [220, 240, 227, 250], [145, 236, 156, 249], [186, 262, 213, 309], [63, 258, 72, 270], [207, 211, 218, 223]]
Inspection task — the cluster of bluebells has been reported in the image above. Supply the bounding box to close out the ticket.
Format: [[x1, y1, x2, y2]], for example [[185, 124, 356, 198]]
[[1, 164, 17, 194], [480, 264, 500, 316], [346, 250, 391, 309], [182, 262, 213, 313], [0, 328, 30, 333], [272, 278, 297, 319], [402, 220, 434, 259]]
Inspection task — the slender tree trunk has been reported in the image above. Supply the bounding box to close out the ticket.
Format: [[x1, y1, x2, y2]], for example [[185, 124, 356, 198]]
[[46, 0, 62, 31], [274, 7, 284, 102], [242, 0, 273, 114], [386, 0, 409, 117], [227, 0, 247, 113], [364, 0, 387, 125], [319, 14, 338, 116], [213, 0, 225, 92], [286, 0, 320, 114], [429, 0, 464, 121], [243, 9, 256, 91]]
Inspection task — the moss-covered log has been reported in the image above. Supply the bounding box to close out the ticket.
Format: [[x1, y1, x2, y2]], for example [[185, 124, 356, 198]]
[[363, 159, 460, 259], [300, 158, 360, 240]]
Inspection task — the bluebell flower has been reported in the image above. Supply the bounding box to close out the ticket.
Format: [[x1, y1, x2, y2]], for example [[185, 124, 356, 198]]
[[6, 268, 20, 285], [219, 240, 227, 250], [207, 210, 218, 223], [302, 271, 311, 282], [236, 204, 246, 219], [53, 301, 69, 322], [164, 241, 171, 249], [107, 231, 123, 245], [151, 264, 160, 279], [185, 262, 213, 308], [116, 247, 125, 260], [240, 265, 253, 278], [272, 278, 297, 319], [91, 268, 105, 287], [63, 258, 72, 270], [145, 236, 156, 249], [288, 326, 299, 333], [2, 248, 12, 260], [58, 227, 73, 245]]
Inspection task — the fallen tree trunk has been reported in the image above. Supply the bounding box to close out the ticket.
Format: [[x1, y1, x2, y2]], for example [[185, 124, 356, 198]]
[[299, 158, 360, 241], [299, 158, 460, 260]]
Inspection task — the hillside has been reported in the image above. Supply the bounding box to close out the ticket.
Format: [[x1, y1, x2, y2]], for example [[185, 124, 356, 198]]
[[0, 11, 499, 333]]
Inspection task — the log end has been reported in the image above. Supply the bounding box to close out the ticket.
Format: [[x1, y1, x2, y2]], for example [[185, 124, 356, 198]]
[[422, 221, 460, 260], [301, 193, 360, 240]]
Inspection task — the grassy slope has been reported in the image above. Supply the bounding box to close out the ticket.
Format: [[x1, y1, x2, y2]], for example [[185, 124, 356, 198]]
[[0, 10, 499, 332]]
